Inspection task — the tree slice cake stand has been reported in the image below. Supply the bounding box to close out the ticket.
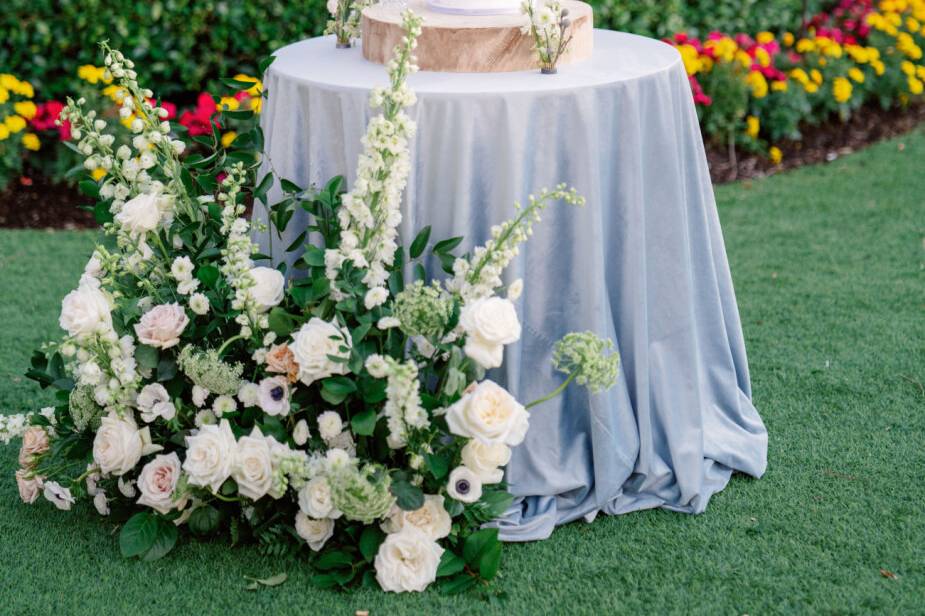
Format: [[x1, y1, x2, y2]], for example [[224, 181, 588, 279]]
[[361, 0, 594, 73]]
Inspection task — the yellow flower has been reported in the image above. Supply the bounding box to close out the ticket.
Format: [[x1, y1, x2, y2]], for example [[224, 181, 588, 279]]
[[0, 87, 8, 104], [902, 60, 917, 75], [848, 67, 866, 83], [120, 113, 137, 129], [22, 132, 40, 151], [90, 168, 107, 181], [790, 68, 810, 84], [757, 32, 775, 45], [918, 65, 925, 79], [872, 59, 886, 75], [233, 74, 263, 96], [907, 17, 920, 31], [772, 80, 789, 92], [746, 115, 760, 139], [769, 146, 783, 165], [805, 82, 819, 94], [811, 69, 824, 85], [782, 32, 795, 47], [13, 101, 37, 119], [0, 74, 18, 91], [796, 38, 816, 53], [221, 131, 237, 148], [746, 71, 769, 98], [705, 37, 738, 63], [679, 44, 702, 76], [909, 75, 925, 94], [833, 76, 853, 103], [823, 43, 843, 58], [13, 80, 34, 98], [4, 115, 26, 133], [0, 124, 9, 141], [250, 95, 263, 114], [77, 65, 111, 85], [755, 47, 771, 68], [103, 85, 127, 103], [217, 96, 240, 112], [819, 58, 828, 67], [736, 50, 753, 69]]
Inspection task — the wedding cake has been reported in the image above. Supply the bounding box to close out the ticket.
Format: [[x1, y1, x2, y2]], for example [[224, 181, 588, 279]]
[[361, 0, 594, 73]]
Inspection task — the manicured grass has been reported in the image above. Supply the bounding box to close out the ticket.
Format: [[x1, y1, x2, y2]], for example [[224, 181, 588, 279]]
[[1, 129, 923, 615]]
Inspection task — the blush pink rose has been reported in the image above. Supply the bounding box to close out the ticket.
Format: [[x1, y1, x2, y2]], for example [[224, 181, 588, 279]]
[[134, 303, 189, 349], [18, 427, 50, 467], [15, 469, 43, 504], [136, 452, 184, 514]]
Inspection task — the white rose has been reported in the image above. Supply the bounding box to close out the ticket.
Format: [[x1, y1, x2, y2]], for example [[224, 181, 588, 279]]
[[93, 412, 158, 476], [183, 419, 238, 492], [298, 476, 342, 519], [445, 380, 529, 446], [460, 440, 511, 484], [459, 297, 521, 369], [317, 411, 343, 442], [257, 377, 290, 416], [134, 303, 189, 349], [59, 284, 112, 337], [249, 266, 285, 312], [232, 428, 273, 500], [114, 192, 162, 237], [290, 318, 352, 386], [136, 383, 176, 423], [447, 466, 483, 503], [381, 494, 451, 540], [136, 452, 183, 514], [295, 512, 335, 551], [292, 419, 310, 446], [374, 527, 444, 593]]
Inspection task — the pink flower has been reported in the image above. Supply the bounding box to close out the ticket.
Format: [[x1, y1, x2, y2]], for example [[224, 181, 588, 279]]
[[134, 303, 189, 349], [137, 452, 184, 514], [15, 469, 43, 504], [19, 427, 50, 467], [179, 93, 221, 136], [30, 101, 70, 141]]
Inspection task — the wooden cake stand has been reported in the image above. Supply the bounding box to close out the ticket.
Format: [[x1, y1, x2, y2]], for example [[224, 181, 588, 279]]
[[361, 0, 594, 73]]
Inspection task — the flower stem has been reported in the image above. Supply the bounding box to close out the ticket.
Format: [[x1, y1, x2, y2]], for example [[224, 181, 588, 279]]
[[525, 370, 577, 410], [217, 333, 245, 357]]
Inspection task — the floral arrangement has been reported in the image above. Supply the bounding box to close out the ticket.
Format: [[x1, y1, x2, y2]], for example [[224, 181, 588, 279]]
[[325, 0, 373, 48], [0, 73, 40, 186], [521, 0, 576, 74], [670, 0, 925, 165], [1, 10, 619, 594]]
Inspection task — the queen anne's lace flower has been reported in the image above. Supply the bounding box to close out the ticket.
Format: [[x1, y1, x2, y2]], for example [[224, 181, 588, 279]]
[[552, 331, 621, 393]]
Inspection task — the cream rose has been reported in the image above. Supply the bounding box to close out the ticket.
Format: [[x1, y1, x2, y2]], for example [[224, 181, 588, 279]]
[[183, 419, 237, 492], [18, 427, 50, 467], [374, 527, 444, 593], [317, 411, 343, 442], [460, 440, 511, 484], [93, 413, 158, 476], [290, 318, 352, 386], [232, 428, 273, 500], [59, 283, 112, 337], [15, 469, 42, 504], [459, 296, 521, 369], [298, 476, 342, 519], [134, 303, 189, 349], [249, 266, 285, 312], [295, 512, 335, 551], [445, 380, 529, 446], [114, 192, 162, 237], [381, 494, 451, 540], [136, 452, 183, 514]]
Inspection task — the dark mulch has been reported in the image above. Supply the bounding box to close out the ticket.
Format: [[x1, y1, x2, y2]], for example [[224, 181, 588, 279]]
[[1, 104, 923, 230], [706, 102, 925, 183]]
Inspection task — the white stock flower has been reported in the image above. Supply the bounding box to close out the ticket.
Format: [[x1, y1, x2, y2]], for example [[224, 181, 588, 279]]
[[381, 494, 451, 540], [136, 383, 176, 423], [459, 296, 521, 369], [257, 376, 290, 416], [237, 382, 260, 408], [249, 266, 285, 312], [189, 293, 210, 315], [184, 419, 238, 492], [134, 303, 189, 349], [212, 395, 237, 417], [59, 284, 112, 337], [460, 440, 511, 484], [170, 256, 194, 281], [364, 286, 389, 310], [295, 512, 335, 551], [317, 411, 343, 442], [507, 278, 524, 301], [136, 452, 183, 514], [114, 192, 162, 237], [365, 354, 389, 379], [232, 428, 274, 500], [374, 527, 444, 593], [93, 413, 159, 476], [447, 466, 483, 503], [290, 318, 352, 385], [298, 476, 342, 519], [292, 419, 310, 446], [445, 380, 529, 446]]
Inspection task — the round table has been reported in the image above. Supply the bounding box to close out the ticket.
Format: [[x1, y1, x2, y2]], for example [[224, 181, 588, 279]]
[[254, 30, 768, 541]]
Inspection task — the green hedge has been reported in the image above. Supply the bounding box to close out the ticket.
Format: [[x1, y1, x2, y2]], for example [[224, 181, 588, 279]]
[[4, 0, 823, 101]]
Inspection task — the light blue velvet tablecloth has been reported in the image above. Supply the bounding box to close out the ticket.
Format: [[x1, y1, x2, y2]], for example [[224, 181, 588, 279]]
[[254, 31, 768, 541]]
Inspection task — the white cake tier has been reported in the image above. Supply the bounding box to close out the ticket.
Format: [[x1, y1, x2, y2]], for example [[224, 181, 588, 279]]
[[426, 0, 522, 15]]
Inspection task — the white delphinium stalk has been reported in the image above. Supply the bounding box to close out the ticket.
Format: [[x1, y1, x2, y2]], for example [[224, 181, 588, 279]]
[[381, 357, 428, 449], [325, 10, 423, 302], [446, 184, 584, 302]]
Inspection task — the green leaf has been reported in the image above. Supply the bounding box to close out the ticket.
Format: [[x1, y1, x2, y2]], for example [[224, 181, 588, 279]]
[[253, 173, 274, 204], [477, 540, 502, 580], [303, 245, 326, 267], [440, 573, 478, 595], [157, 358, 177, 382], [141, 518, 179, 561], [135, 345, 159, 373], [436, 550, 467, 577], [351, 408, 378, 436], [196, 265, 221, 288], [259, 55, 277, 74], [93, 201, 114, 225], [322, 376, 357, 397], [359, 526, 385, 562], [189, 505, 222, 536], [391, 478, 425, 511], [119, 512, 158, 558], [433, 236, 464, 254], [479, 490, 515, 519], [267, 307, 295, 338], [409, 225, 432, 259], [79, 179, 100, 197], [463, 528, 499, 564], [425, 453, 450, 480], [309, 574, 339, 589], [314, 549, 354, 571], [280, 178, 303, 194], [244, 572, 288, 588]]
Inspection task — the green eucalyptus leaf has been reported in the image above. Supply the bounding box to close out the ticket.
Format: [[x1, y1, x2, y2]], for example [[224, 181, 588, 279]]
[[409, 225, 431, 259]]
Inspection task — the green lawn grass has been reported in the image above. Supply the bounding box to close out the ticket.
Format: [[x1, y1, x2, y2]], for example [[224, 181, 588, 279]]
[[1, 129, 923, 615]]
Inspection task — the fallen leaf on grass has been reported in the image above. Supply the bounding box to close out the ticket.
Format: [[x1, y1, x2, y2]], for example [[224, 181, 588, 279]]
[[879, 569, 898, 580], [244, 572, 288, 590]]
